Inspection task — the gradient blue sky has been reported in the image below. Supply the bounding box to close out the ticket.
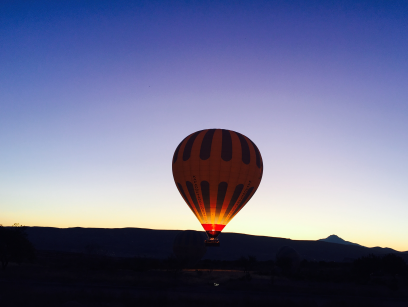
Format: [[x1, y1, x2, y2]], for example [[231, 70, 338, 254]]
[[1, 1, 407, 250]]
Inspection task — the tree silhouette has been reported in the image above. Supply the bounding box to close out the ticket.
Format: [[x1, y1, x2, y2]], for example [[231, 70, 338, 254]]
[[353, 253, 407, 278], [0, 223, 35, 270]]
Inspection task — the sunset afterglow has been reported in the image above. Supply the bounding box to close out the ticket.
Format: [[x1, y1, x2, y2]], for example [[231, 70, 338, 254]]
[[1, 1, 407, 251]]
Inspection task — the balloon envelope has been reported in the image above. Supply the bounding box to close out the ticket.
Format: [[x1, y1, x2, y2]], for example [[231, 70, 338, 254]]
[[172, 129, 263, 241]]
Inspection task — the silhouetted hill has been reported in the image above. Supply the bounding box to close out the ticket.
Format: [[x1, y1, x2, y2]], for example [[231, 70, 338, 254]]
[[318, 234, 361, 246], [26, 227, 408, 262]]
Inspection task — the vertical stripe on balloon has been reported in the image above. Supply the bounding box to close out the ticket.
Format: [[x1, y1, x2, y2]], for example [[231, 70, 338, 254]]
[[222, 184, 244, 222], [173, 136, 187, 164], [200, 181, 211, 218], [177, 183, 193, 211], [250, 140, 261, 168], [186, 181, 202, 220], [183, 131, 202, 161], [173, 142, 182, 164], [233, 187, 254, 217], [236, 132, 250, 164], [200, 129, 216, 160], [216, 182, 228, 219], [221, 129, 233, 161]]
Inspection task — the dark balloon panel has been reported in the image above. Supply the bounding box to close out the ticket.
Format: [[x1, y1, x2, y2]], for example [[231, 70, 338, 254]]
[[183, 130, 201, 161], [221, 129, 233, 161], [200, 129, 216, 160]]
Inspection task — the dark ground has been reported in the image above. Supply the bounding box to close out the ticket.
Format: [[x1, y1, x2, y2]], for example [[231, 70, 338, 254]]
[[1, 251, 407, 307]]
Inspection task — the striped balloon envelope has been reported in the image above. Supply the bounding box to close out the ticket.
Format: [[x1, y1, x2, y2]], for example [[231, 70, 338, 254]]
[[172, 129, 263, 246]]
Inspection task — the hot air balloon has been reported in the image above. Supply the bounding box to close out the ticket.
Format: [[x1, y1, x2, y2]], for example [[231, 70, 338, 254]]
[[173, 230, 207, 265], [172, 129, 263, 246]]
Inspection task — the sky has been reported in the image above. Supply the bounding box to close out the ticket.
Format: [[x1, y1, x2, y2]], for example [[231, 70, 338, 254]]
[[1, 0, 407, 251]]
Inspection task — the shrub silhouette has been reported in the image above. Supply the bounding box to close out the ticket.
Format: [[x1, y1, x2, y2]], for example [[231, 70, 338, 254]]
[[236, 255, 257, 272], [381, 253, 407, 275], [353, 253, 407, 278], [276, 246, 301, 275], [0, 223, 36, 270]]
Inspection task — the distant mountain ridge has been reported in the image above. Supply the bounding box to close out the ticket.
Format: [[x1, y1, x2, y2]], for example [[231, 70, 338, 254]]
[[318, 235, 361, 247], [24, 227, 408, 262]]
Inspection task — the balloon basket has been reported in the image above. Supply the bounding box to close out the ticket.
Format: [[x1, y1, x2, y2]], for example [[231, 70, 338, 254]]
[[205, 239, 220, 247]]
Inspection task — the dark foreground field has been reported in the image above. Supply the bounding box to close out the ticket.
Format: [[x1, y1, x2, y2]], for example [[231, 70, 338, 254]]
[[1, 251, 407, 307]]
